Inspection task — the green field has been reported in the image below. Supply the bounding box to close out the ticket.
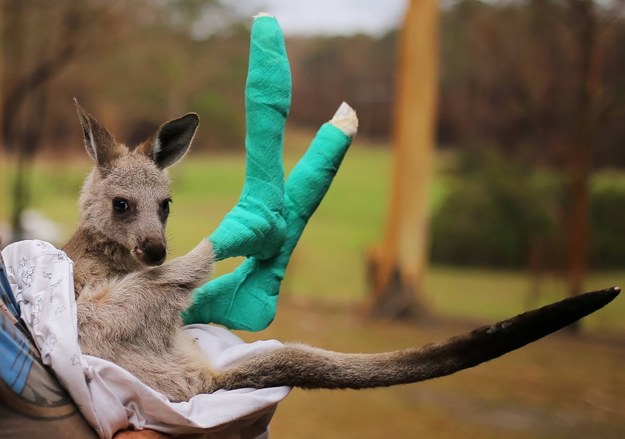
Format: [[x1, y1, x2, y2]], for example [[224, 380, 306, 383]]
[[3, 128, 622, 334], [2, 129, 624, 437]]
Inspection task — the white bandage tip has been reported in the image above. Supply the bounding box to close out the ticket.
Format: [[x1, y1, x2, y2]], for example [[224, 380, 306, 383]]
[[254, 12, 274, 19], [329, 102, 358, 138]]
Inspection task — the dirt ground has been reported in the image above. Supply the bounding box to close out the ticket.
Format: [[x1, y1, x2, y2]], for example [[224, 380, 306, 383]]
[[236, 297, 625, 439]]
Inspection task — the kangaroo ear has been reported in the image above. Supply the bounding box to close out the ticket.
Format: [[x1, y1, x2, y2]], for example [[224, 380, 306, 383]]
[[140, 113, 199, 169], [74, 98, 122, 168]]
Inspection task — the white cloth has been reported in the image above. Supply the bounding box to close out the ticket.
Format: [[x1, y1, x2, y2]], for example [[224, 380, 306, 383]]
[[2, 240, 290, 439]]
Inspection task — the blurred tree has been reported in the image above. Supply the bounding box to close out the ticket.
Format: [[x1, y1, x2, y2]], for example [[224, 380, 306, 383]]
[[367, 0, 438, 320], [1, 0, 112, 240], [287, 33, 396, 139], [436, 0, 623, 315], [563, 0, 604, 331]]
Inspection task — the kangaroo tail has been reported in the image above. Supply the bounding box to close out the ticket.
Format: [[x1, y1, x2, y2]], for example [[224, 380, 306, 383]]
[[214, 287, 619, 391]]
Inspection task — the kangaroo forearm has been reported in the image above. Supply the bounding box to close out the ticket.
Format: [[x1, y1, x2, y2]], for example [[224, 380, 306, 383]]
[[146, 240, 214, 290], [78, 240, 214, 340]]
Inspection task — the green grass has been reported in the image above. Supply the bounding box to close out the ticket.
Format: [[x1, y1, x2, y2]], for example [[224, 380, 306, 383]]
[[425, 267, 624, 333], [2, 128, 624, 334], [1, 159, 87, 229]]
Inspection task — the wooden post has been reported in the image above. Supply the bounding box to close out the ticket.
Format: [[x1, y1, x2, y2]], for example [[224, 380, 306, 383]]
[[368, 0, 439, 319]]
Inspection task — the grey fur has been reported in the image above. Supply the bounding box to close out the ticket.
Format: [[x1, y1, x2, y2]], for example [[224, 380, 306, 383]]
[[68, 104, 619, 403], [65, 101, 198, 295]]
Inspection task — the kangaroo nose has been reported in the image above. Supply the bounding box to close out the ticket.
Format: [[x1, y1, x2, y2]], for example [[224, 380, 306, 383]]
[[140, 238, 167, 266]]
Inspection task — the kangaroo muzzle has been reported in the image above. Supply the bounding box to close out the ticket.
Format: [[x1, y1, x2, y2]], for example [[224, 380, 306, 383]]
[[135, 238, 167, 266]]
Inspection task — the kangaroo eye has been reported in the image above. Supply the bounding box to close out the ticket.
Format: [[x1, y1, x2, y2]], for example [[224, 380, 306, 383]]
[[161, 198, 171, 216], [112, 198, 129, 213]]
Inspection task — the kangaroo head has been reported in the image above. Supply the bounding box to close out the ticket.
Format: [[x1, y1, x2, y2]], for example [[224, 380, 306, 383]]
[[74, 99, 199, 267]]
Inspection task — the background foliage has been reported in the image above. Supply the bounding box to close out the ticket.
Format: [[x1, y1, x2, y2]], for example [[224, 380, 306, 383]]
[[3, 0, 625, 271]]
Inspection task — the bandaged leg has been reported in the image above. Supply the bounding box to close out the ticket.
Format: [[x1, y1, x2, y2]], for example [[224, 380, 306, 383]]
[[209, 15, 290, 261], [183, 104, 357, 330]]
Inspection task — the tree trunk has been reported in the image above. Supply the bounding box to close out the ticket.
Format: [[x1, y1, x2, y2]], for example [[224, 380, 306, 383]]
[[565, 0, 603, 333], [368, 0, 438, 320], [2, 1, 81, 242]]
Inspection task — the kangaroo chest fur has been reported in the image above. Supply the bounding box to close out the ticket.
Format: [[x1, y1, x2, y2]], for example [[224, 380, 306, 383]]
[[64, 228, 143, 297], [74, 236, 221, 402]]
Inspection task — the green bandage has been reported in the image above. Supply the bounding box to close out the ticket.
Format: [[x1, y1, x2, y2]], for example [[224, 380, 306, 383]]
[[209, 15, 290, 261], [183, 123, 353, 330]]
